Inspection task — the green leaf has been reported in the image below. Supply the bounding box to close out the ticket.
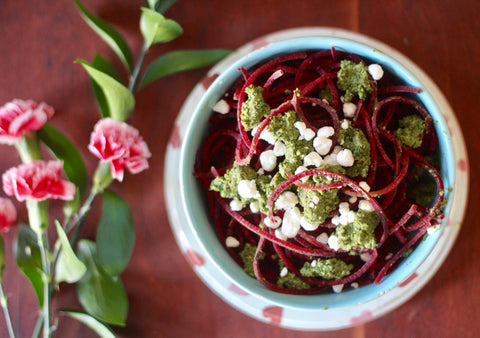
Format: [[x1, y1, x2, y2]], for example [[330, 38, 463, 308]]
[[60, 310, 115, 338], [38, 123, 88, 198], [139, 49, 230, 89], [146, 0, 178, 13], [14, 225, 43, 306], [74, 0, 133, 73], [140, 8, 183, 49], [0, 234, 5, 283], [54, 221, 87, 284], [96, 190, 135, 276], [91, 54, 123, 118], [77, 59, 135, 121], [77, 240, 128, 326]]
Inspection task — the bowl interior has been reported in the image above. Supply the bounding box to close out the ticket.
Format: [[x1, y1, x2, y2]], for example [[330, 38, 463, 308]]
[[179, 37, 455, 310]]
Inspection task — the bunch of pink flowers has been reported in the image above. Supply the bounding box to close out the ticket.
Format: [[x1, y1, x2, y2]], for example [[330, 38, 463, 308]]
[[0, 98, 151, 231]]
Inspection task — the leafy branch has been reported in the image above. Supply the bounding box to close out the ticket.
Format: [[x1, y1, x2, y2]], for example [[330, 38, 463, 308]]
[[0, 0, 230, 337]]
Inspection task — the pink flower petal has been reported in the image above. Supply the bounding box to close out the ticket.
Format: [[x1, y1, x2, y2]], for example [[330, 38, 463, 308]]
[[0, 99, 54, 144], [2, 160, 75, 201], [89, 118, 151, 181], [0, 198, 17, 232]]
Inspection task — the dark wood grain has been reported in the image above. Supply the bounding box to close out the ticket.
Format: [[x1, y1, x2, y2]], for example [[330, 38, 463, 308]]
[[0, 0, 478, 337]]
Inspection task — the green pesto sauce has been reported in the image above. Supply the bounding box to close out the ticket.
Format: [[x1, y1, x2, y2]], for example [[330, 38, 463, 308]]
[[333, 209, 379, 251], [394, 114, 426, 148], [240, 243, 265, 278], [298, 185, 339, 224], [300, 258, 353, 280], [277, 265, 311, 290], [266, 110, 299, 143], [319, 85, 333, 104], [255, 172, 286, 213], [210, 162, 257, 201], [278, 139, 314, 179], [339, 123, 371, 178], [337, 60, 372, 102], [241, 85, 271, 131]]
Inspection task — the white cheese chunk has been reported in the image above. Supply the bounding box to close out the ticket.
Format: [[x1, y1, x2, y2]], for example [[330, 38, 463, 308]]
[[368, 64, 384, 81], [264, 215, 282, 229], [238, 179, 258, 199], [281, 207, 302, 238], [213, 99, 230, 114], [225, 236, 240, 248], [336, 149, 355, 167], [313, 136, 333, 155], [332, 284, 344, 293], [273, 140, 287, 157], [317, 126, 335, 138], [304, 151, 323, 168], [275, 191, 298, 210], [300, 216, 319, 231], [229, 199, 243, 211], [343, 102, 357, 118], [259, 150, 277, 172]]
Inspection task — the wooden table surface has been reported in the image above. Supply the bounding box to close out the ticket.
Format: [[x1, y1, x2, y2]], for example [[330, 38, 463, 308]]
[[0, 0, 478, 337]]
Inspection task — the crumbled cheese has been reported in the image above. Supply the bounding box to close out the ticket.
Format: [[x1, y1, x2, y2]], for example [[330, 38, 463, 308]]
[[313, 136, 332, 155], [351, 282, 359, 289], [333, 145, 343, 154], [238, 179, 258, 199], [341, 119, 349, 130], [339, 213, 349, 225], [328, 234, 340, 250], [264, 215, 282, 229], [336, 148, 355, 167], [312, 196, 320, 205], [368, 64, 384, 81], [300, 216, 319, 231], [295, 165, 309, 182], [332, 284, 344, 293], [294, 121, 307, 140], [343, 102, 357, 118], [311, 260, 317, 267], [427, 225, 440, 235], [257, 168, 265, 175], [251, 125, 276, 144], [249, 201, 260, 213], [259, 150, 277, 172], [317, 232, 329, 243], [349, 195, 358, 204], [339, 202, 350, 214], [317, 126, 335, 138], [323, 154, 338, 166], [359, 181, 371, 192], [225, 236, 240, 248], [303, 128, 316, 141], [358, 199, 374, 212], [331, 215, 340, 226], [304, 151, 323, 167], [275, 228, 287, 241], [360, 252, 372, 262], [275, 191, 298, 210], [273, 140, 287, 157], [281, 207, 302, 238], [347, 210, 356, 223], [280, 267, 288, 277], [213, 99, 230, 114], [230, 199, 243, 211]]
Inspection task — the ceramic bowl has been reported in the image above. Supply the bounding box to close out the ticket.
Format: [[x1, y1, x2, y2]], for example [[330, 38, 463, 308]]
[[165, 28, 469, 330]]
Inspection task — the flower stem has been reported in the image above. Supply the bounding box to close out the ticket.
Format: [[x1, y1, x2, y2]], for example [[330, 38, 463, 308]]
[[128, 43, 147, 92], [15, 134, 42, 163], [37, 235, 51, 338], [0, 283, 15, 338]]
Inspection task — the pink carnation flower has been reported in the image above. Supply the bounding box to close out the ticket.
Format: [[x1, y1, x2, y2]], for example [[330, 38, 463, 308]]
[[0, 197, 17, 232], [88, 118, 151, 181], [2, 160, 75, 202], [0, 99, 54, 144]]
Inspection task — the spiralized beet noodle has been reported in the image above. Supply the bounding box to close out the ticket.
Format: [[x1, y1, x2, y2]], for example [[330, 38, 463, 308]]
[[194, 48, 445, 294]]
